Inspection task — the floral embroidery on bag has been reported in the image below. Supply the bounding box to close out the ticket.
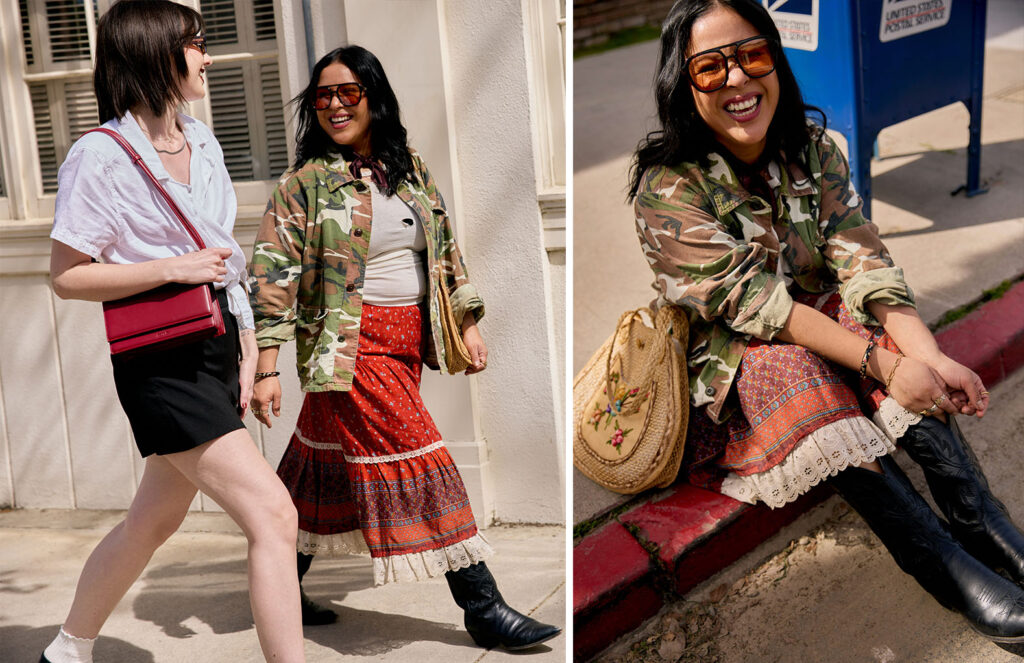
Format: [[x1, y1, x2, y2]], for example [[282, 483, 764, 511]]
[[589, 372, 649, 454]]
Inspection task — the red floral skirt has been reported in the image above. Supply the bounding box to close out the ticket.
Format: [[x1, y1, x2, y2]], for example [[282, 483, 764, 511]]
[[686, 292, 904, 500], [276, 304, 492, 583]]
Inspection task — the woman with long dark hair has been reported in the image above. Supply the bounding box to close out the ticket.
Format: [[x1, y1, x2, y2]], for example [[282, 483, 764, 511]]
[[630, 0, 1024, 644], [43, 1, 304, 662], [248, 45, 560, 651]]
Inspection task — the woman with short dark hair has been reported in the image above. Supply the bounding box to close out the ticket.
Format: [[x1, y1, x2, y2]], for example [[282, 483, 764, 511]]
[[629, 0, 1024, 644], [44, 1, 304, 661], [248, 45, 560, 651]]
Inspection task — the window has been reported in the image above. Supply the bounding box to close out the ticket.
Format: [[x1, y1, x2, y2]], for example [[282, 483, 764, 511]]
[[200, 0, 289, 181], [21, 0, 101, 194], [4, 0, 289, 219]]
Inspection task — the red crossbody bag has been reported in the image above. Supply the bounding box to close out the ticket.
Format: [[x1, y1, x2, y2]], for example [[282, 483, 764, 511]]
[[86, 128, 226, 357]]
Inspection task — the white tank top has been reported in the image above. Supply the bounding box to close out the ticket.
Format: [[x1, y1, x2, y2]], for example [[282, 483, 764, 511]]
[[362, 182, 428, 306]]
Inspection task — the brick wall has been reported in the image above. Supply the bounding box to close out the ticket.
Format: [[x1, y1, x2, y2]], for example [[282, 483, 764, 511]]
[[574, 0, 675, 49]]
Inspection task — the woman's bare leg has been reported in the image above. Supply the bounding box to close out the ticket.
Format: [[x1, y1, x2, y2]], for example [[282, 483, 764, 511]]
[[61, 454, 198, 639], [162, 429, 304, 662]]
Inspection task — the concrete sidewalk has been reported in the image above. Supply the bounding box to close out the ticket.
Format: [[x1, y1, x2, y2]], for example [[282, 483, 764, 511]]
[[0, 516, 564, 662]]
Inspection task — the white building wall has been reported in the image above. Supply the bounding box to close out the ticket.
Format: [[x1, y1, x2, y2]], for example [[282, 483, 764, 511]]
[[438, 0, 566, 524]]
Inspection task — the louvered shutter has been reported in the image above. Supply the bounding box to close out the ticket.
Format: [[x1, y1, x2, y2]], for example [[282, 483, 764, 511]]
[[20, 0, 101, 194], [65, 80, 101, 147], [29, 84, 59, 194], [45, 0, 91, 63], [253, 0, 276, 41], [201, 0, 288, 181], [208, 65, 254, 180], [20, 0, 34, 66]]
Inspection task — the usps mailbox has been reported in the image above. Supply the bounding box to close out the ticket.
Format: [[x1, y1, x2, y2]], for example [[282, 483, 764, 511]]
[[766, 0, 987, 219]]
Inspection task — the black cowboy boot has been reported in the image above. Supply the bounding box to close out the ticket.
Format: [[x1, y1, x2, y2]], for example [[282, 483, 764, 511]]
[[297, 551, 338, 626], [900, 416, 1024, 585], [831, 454, 1024, 643], [445, 562, 561, 650]]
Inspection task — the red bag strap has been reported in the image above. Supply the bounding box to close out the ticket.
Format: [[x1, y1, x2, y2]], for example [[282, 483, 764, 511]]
[[84, 127, 207, 250]]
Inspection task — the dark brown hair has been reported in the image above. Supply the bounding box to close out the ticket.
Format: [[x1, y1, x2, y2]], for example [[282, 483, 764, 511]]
[[291, 46, 412, 194], [94, 0, 205, 123], [629, 0, 824, 198]]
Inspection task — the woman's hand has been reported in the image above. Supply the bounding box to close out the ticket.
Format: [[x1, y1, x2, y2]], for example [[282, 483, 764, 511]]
[[885, 353, 959, 418], [925, 354, 989, 417], [461, 314, 488, 375], [250, 345, 283, 427], [251, 376, 282, 427], [164, 247, 233, 284]]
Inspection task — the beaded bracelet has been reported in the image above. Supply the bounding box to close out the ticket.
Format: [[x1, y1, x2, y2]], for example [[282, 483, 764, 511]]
[[859, 338, 877, 380], [254, 371, 280, 381], [885, 353, 904, 390]]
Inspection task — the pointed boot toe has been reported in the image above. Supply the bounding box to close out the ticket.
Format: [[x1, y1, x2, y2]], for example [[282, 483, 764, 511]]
[[446, 561, 562, 650], [832, 455, 1024, 643], [465, 604, 561, 650]]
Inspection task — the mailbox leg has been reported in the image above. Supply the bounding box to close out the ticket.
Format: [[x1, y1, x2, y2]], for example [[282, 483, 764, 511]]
[[848, 129, 875, 221], [965, 0, 988, 198], [964, 98, 986, 198]]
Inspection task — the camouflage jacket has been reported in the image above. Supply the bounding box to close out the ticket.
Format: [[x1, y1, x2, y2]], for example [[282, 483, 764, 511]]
[[249, 149, 484, 392], [635, 126, 914, 423]]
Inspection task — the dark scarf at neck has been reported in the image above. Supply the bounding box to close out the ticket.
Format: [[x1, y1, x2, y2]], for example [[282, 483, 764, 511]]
[[350, 153, 390, 194]]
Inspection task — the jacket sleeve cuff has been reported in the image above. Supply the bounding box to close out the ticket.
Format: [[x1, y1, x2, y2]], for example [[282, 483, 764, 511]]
[[450, 283, 485, 325], [731, 278, 794, 340], [840, 267, 916, 325], [255, 319, 295, 347]]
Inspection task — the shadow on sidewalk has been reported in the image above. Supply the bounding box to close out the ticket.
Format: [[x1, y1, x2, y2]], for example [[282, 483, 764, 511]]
[[872, 138, 1024, 238]]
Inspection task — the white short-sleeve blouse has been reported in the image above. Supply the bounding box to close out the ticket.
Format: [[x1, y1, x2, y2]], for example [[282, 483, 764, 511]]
[[51, 110, 254, 329]]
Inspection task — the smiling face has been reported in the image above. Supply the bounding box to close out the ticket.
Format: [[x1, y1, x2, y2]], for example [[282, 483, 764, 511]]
[[179, 37, 211, 103], [687, 5, 779, 163], [315, 62, 372, 155]]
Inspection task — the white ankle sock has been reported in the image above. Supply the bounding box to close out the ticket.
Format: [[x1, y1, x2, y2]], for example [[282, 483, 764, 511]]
[[43, 626, 95, 663]]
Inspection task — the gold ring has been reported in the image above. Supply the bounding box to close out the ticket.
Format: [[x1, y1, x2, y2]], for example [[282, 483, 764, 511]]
[[981, 390, 990, 396], [933, 395, 947, 407], [926, 403, 939, 414]]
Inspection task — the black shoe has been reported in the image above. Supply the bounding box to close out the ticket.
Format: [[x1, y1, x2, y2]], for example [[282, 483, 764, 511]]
[[300, 587, 338, 626], [901, 416, 1024, 584], [831, 454, 1024, 642], [39, 655, 52, 663], [445, 562, 561, 650]]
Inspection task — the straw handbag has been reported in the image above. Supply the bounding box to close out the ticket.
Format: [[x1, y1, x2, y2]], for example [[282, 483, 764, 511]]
[[573, 306, 689, 494], [438, 279, 473, 374]]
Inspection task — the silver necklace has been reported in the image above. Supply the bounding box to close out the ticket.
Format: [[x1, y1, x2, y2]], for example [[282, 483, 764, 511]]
[[153, 137, 187, 155]]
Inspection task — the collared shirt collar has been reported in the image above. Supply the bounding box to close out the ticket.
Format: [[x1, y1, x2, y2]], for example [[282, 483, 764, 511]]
[[704, 148, 816, 217]]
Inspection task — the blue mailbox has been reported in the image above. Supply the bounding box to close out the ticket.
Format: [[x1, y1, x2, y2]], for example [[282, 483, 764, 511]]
[[766, 0, 988, 219]]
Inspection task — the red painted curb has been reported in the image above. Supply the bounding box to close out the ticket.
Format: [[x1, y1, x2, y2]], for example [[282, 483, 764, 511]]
[[573, 520, 662, 662], [573, 281, 1024, 661], [934, 280, 1024, 387], [621, 484, 831, 596]]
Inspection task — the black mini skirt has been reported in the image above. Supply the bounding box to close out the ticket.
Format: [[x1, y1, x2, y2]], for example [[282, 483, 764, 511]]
[[111, 288, 245, 457]]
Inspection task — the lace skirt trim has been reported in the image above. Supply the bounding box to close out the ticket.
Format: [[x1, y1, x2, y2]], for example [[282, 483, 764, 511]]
[[719, 415, 896, 509], [297, 529, 494, 586], [872, 395, 923, 443]]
